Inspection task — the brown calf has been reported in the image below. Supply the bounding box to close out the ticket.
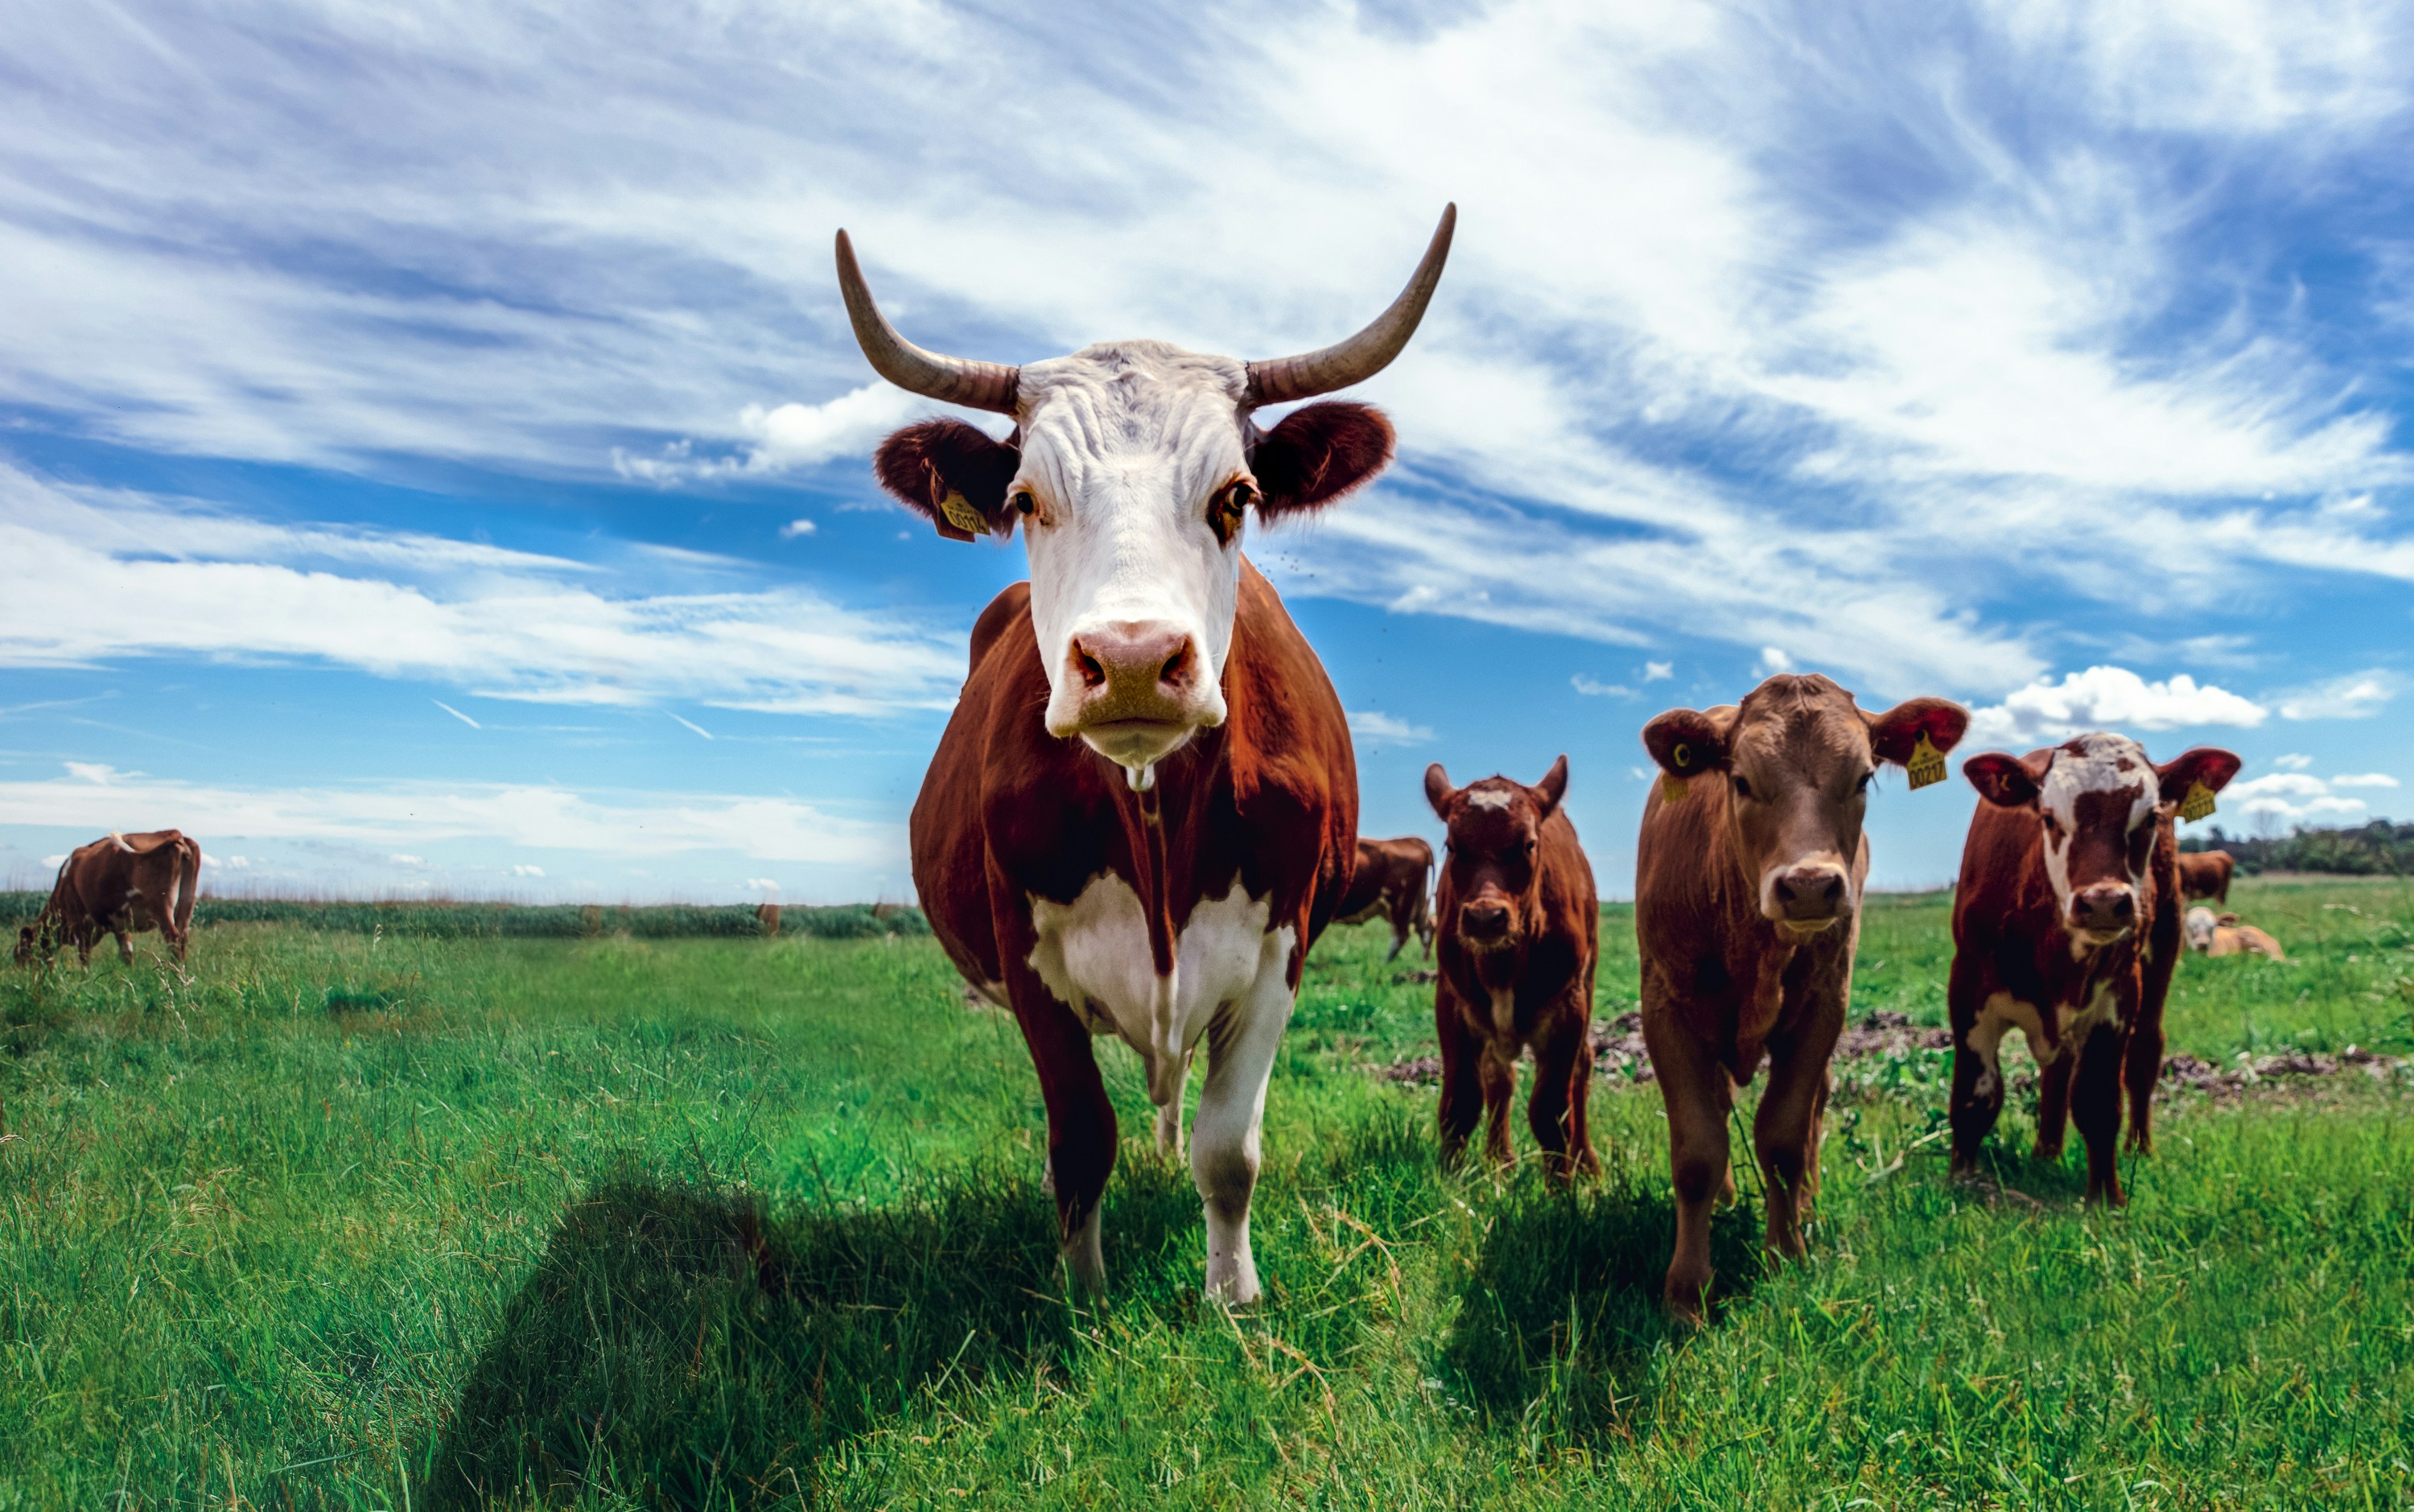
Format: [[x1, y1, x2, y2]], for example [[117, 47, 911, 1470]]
[[16, 830, 201, 966], [2175, 849, 2234, 904], [1424, 756, 1599, 1181], [1636, 675, 1968, 1318], [1951, 735, 2241, 1204], [1333, 835, 1435, 961]]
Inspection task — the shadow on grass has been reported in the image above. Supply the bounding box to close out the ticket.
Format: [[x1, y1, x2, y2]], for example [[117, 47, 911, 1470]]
[[420, 1159, 1201, 1509], [1444, 1175, 1760, 1436]]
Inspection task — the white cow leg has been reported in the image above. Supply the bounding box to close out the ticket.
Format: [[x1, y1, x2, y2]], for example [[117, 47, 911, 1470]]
[[1189, 954, 1293, 1304], [1062, 1199, 1106, 1294], [1153, 1049, 1193, 1158]]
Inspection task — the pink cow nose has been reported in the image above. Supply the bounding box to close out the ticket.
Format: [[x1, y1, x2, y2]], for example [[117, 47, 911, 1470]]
[[1069, 623, 1201, 723], [1772, 866, 1848, 925], [2070, 884, 2136, 935]]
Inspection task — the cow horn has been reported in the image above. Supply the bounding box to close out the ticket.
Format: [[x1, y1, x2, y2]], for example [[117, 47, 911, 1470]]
[[1245, 204, 1456, 407], [833, 230, 1020, 414]]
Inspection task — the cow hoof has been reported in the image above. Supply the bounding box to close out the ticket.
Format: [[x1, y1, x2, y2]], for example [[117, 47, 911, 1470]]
[[2029, 1142, 2063, 1164]]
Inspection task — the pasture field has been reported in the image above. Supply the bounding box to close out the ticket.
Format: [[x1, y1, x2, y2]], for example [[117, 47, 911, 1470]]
[[2, 879, 2412, 1509]]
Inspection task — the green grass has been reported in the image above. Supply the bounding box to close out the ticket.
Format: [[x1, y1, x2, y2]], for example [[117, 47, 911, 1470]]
[[2, 879, 2410, 1508]]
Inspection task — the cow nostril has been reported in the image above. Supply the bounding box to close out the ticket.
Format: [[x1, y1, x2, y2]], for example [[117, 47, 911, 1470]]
[[1160, 644, 1189, 686], [1077, 648, 1107, 690]]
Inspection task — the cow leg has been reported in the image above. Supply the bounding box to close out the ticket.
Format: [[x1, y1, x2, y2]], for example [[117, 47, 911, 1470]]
[[1642, 1008, 1731, 1321], [1946, 959, 2002, 1175], [2123, 1016, 2162, 1155], [1152, 1049, 1193, 1158], [1385, 898, 1411, 962], [2070, 1024, 2129, 1206], [1004, 975, 1117, 1294], [115, 929, 134, 966], [1754, 1039, 1837, 1263], [2031, 1049, 2074, 1164], [1435, 981, 1485, 1167], [1524, 1006, 1596, 1184], [1189, 949, 1294, 1304], [1480, 1043, 1517, 1170]]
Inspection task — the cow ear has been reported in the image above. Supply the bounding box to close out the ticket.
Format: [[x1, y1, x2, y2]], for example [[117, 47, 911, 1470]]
[[873, 420, 1022, 542], [1865, 697, 1970, 767], [2156, 747, 2243, 802], [1963, 752, 2041, 809], [1642, 708, 1731, 778], [1252, 402, 1395, 519], [1530, 754, 1569, 819], [1423, 761, 1456, 820]]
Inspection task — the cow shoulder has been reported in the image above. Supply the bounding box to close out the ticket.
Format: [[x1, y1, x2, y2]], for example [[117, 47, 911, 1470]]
[[966, 582, 1032, 681]]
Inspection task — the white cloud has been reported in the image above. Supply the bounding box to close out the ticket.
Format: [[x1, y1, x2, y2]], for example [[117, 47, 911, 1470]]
[[512, 864, 547, 878], [1965, 665, 2266, 748], [1753, 647, 1794, 678], [2271, 752, 2314, 770], [616, 385, 933, 484], [0, 763, 902, 867], [1572, 674, 1632, 698], [1643, 661, 1674, 682], [746, 877, 780, 892], [669, 712, 714, 740], [433, 699, 483, 729], [2222, 769, 2376, 825], [2330, 772, 2401, 789], [0, 463, 962, 717], [778, 518, 818, 539], [389, 854, 426, 866], [40, 854, 67, 870], [2277, 669, 2402, 721], [1348, 710, 1434, 745]]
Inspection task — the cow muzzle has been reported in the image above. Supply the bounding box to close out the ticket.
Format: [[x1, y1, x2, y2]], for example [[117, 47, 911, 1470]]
[[1048, 620, 1225, 768], [1457, 897, 1516, 950], [2066, 883, 2136, 944], [1763, 863, 1851, 933]]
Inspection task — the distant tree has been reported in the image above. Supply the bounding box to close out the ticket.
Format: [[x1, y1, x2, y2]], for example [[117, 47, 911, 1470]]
[[2183, 818, 2411, 875]]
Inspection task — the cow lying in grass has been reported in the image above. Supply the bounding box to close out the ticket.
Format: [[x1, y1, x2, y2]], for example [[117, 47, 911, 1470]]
[[16, 830, 200, 966], [1425, 756, 1599, 1182], [1951, 735, 2242, 1203], [2185, 906, 2285, 961], [1635, 675, 1968, 1320]]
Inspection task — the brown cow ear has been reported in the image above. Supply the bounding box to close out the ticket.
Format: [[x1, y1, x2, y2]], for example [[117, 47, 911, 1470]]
[[1642, 708, 1730, 778], [1423, 761, 1456, 819], [1865, 697, 1971, 766], [873, 419, 1021, 541], [2156, 747, 2243, 801], [1530, 754, 1569, 818], [1963, 752, 2041, 808], [1252, 402, 1395, 519]]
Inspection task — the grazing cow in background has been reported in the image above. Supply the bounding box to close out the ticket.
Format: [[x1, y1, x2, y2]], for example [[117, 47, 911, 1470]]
[[755, 902, 781, 937], [2176, 849, 2235, 904], [1425, 757, 1599, 1180], [1951, 735, 2242, 1203], [1333, 835, 1435, 961], [845, 208, 1455, 1301], [2185, 906, 2286, 961], [15, 830, 201, 966], [1635, 675, 1969, 1319]]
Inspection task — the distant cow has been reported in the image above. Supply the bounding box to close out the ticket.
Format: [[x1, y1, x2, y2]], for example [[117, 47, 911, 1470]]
[[2176, 850, 2234, 904], [15, 830, 201, 966], [2185, 906, 2285, 961], [756, 902, 782, 937], [1951, 735, 2241, 1203], [1333, 835, 1435, 961], [1425, 756, 1599, 1181], [1636, 675, 1968, 1318]]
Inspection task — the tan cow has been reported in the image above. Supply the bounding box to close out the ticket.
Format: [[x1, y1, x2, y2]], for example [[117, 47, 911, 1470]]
[[2176, 849, 2234, 904], [15, 830, 201, 966], [1636, 675, 1969, 1319], [2184, 905, 2284, 961], [1333, 835, 1435, 961]]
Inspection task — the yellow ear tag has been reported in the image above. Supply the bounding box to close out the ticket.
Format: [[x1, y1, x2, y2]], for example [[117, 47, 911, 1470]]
[[1660, 742, 1691, 803], [936, 490, 987, 539], [1906, 731, 1947, 791], [2179, 781, 2217, 823]]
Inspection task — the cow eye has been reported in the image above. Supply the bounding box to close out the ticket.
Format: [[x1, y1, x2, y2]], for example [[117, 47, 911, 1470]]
[[1010, 489, 1037, 517], [1855, 771, 1873, 795], [1732, 775, 1753, 799]]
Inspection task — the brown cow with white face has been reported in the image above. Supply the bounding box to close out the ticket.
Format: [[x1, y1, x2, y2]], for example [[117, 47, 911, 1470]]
[[15, 830, 201, 966], [1951, 735, 2241, 1204], [1424, 757, 1599, 1180], [847, 209, 1453, 1302], [1636, 674, 1968, 1319]]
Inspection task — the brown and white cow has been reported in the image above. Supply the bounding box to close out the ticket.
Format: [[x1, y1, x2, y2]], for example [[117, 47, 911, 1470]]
[[1424, 757, 1599, 1180], [843, 208, 1454, 1301], [2175, 848, 2234, 904], [1636, 675, 1968, 1318], [1951, 735, 2241, 1204], [2184, 905, 2285, 961], [15, 830, 201, 966], [1333, 835, 1435, 962]]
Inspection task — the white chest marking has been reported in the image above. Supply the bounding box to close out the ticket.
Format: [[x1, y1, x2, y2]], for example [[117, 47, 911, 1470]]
[[1488, 985, 1517, 1044], [1027, 873, 1291, 1102]]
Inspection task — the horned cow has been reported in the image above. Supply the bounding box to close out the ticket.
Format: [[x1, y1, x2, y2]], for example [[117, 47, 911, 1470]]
[[1949, 735, 2242, 1203], [15, 830, 201, 966], [847, 208, 1454, 1301], [1634, 674, 1969, 1320]]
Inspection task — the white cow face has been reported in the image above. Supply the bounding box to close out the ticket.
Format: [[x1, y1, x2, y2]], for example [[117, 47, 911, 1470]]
[[875, 346, 1394, 777], [1964, 734, 2241, 947]]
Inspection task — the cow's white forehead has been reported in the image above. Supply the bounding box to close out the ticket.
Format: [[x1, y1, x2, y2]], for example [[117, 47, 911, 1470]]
[[1015, 340, 1250, 497], [1465, 787, 1514, 810], [2041, 732, 2157, 830]]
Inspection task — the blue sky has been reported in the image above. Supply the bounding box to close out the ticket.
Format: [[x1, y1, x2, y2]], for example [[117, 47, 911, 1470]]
[[2, 0, 2409, 903]]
